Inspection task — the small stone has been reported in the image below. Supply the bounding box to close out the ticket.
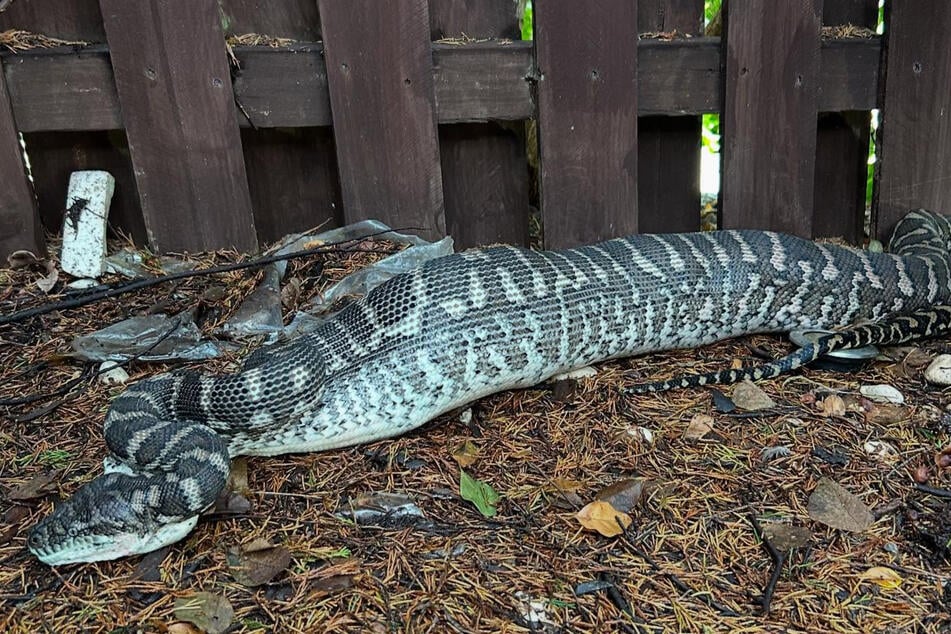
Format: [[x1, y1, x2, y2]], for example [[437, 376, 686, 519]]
[[732, 381, 775, 411], [924, 355, 951, 386], [859, 384, 905, 404], [99, 361, 129, 385], [883, 542, 900, 555]]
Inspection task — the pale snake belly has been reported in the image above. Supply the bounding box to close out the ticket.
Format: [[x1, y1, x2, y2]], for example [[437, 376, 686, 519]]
[[28, 209, 951, 565]]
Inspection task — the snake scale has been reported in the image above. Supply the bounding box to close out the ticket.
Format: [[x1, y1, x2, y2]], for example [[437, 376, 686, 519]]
[[28, 209, 951, 565]]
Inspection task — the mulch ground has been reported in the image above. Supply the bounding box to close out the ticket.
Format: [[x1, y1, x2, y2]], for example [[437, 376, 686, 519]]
[[2, 237, 950, 633]]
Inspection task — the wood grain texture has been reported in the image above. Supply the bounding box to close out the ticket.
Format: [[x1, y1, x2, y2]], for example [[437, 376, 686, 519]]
[[219, 0, 321, 40], [432, 0, 530, 249], [24, 130, 147, 244], [876, 1, 951, 240], [318, 0, 445, 239], [721, 0, 822, 236], [2, 39, 884, 132], [241, 127, 341, 245], [100, 0, 257, 252], [440, 123, 529, 249], [812, 0, 877, 242], [535, 0, 639, 249], [0, 0, 106, 41], [637, 0, 704, 235], [0, 59, 44, 259], [429, 0, 519, 40]]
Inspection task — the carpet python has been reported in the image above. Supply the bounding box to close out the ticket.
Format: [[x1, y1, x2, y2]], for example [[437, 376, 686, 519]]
[[28, 209, 951, 565]]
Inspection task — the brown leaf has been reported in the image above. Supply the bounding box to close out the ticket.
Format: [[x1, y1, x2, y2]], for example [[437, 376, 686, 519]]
[[684, 414, 714, 441], [731, 380, 775, 411], [863, 403, 909, 425], [173, 592, 233, 634], [807, 478, 873, 533], [544, 478, 584, 510], [451, 440, 480, 467], [167, 623, 203, 634], [594, 478, 653, 514], [227, 539, 293, 587], [7, 471, 59, 501], [761, 524, 812, 550], [576, 500, 632, 537], [818, 394, 846, 418]]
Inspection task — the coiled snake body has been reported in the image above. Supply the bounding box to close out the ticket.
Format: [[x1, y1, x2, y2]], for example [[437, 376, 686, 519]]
[[29, 210, 951, 565]]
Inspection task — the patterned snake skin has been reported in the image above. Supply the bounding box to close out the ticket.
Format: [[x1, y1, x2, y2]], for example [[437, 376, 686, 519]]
[[28, 209, 951, 565], [628, 304, 951, 392]]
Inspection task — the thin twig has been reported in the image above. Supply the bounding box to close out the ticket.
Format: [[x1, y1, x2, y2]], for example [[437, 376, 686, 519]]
[[0, 230, 410, 326], [5, 317, 183, 421], [748, 514, 784, 615]]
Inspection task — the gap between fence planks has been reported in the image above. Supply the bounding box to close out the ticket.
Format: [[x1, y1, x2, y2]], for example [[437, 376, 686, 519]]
[[433, 0, 529, 249], [318, 0, 446, 241], [99, 0, 257, 253], [636, 0, 704, 236]]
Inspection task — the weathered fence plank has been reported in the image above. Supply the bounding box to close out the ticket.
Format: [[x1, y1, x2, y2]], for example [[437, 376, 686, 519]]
[[637, 0, 703, 235], [721, 0, 822, 236], [0, 59, 44, 259], [2, 1, 145, 244], [535, 0, 640, 248], [0, 0, 106, 41], [812, 0, 877, 242], [219, 3, 337, 245], [876, 1, 951, 239], [318, 0, 445, 239], [26, 132, 147, 245], [220, 0, 321, 40], [433, 0, 529, 249], [99, 0, 257, 252], [241, 128, 341, 244], [3, 39, 884, 133]]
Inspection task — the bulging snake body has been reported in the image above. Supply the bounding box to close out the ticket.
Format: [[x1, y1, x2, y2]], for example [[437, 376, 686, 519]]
[[28, 210, 951, 565]]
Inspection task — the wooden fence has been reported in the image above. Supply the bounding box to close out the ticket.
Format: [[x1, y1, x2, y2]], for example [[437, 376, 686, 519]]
[[1, 0, 950, 261]]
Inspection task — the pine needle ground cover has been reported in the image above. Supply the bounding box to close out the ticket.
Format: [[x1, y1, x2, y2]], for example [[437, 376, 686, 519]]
[[2, 240, 950, 633]]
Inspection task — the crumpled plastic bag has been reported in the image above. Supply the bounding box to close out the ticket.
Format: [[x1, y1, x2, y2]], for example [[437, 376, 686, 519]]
[[71, 312, 225, 362]]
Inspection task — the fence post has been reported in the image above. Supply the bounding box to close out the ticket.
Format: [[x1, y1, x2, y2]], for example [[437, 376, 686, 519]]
[[535, 0, 640, 249], [0, 59, 44, 260], [876, 1, 951, 239], [318, 0, 446, 240], [720, 0, 822, 236], [99, 0, 257, 253]]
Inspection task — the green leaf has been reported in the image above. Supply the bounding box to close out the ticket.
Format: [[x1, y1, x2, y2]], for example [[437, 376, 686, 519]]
[[459, 469, 500, 517]]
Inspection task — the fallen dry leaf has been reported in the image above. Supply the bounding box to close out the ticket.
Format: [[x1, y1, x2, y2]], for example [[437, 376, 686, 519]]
[[684, 414, 714, 441], [576, 500, 632, 537], [860, 566, 903, 590], [807, 478, 873, 533], [451, 440, 480, 467], [173, 592, 233, 634], [595, 478, 652, 514], [863, 403, 909, 425], [227, 539, 293, 587], [761, 523, 812, 550], [732, 380, 775, 411], [818, 394, 846, 418], [7, 471, 59, 500]]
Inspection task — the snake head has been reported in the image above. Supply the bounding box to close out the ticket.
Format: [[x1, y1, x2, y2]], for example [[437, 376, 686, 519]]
[[28, 473, 198, 566]]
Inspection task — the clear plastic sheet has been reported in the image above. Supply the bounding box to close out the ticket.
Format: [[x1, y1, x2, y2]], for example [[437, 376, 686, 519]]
[[75, 221, 453, 360], [71, 312, 226, 362]]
